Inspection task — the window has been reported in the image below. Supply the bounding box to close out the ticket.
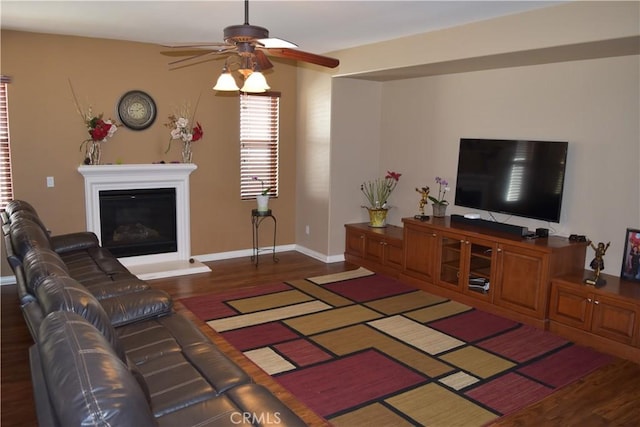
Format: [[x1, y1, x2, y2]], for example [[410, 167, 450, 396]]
[[240, 92, 280, 199], [0, 76, 13, 211]]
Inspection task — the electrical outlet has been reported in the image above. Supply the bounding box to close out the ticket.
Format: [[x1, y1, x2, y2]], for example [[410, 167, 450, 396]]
[[46, 176, 55, 188], [305, 225, 310, 235]]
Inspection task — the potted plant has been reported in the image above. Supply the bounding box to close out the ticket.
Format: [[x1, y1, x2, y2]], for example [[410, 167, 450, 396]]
[[428, 176, 450, 217], [360, 171, 401, 227], [253, 176, 272, 212]]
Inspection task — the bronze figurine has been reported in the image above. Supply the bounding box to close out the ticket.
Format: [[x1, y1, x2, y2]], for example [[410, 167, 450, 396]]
[[585, 240, 610, 287], [414, 186, 430, 220]]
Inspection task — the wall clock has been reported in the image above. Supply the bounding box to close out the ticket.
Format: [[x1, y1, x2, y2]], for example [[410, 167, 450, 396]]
[[117, 90, 157, 130]]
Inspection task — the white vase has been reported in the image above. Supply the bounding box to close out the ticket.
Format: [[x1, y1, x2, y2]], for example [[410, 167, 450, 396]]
[[256, 195, 269, 212]]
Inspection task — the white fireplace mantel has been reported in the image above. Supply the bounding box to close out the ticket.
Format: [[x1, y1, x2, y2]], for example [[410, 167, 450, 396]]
[[78, 163, 210, 279]]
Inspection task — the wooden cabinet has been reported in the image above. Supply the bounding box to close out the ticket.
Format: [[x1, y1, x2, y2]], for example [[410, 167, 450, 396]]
[[344, 223, 403, 276], [345, 217, 640, 361], [549, 272, 640, 361], [402, 221, 437, 283], [398, 217, 586, 328], [435, 230, 496, 302], [494, 244, 548, 318]]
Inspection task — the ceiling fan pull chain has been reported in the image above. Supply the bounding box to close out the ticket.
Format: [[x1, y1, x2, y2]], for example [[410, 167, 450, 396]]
[[244, 0, 250, 25]]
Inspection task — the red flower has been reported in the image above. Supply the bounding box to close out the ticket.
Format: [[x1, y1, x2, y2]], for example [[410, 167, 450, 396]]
[[191, 122, 203, 142], [89, 119, 113, 141], [386, 171, 402, 181]]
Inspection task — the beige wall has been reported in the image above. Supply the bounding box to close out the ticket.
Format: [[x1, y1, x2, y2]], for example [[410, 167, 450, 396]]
[[3, 1, 639, 277], [377, 55, 638, 270], [1, 30, 298, 275], [297, 1, 639, 269]]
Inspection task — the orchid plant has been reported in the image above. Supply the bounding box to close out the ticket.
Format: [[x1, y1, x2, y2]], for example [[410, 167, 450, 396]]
[[428, 176, 450, 205], [252, 176, 272, 195], [360, 171, 401, 209]]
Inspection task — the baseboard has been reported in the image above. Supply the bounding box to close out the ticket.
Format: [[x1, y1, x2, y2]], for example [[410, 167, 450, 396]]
[[196, 244, 297, 262], [1, 275, 16, 286], [0, 244, 344, 286], [294, 245, 345, 263]]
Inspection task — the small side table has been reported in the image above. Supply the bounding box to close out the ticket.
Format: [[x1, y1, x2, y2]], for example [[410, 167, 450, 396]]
[[251, 209, 278, 265]]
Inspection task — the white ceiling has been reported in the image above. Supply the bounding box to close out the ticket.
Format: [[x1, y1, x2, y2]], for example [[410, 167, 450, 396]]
[[1, 1, 561, 55]]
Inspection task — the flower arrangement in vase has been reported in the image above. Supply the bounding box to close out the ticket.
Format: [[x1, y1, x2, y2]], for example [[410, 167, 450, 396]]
[[165, 97, 203, 163], [360, 171, 401, 227], [69, 80, 118, 165], [428, 176, 450, 217]]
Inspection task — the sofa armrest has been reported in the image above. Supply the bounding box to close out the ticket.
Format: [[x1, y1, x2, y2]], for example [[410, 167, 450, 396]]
[[101, 289, 173, 327], [50, 232, 99, 254], [29, 345, 59, 427]]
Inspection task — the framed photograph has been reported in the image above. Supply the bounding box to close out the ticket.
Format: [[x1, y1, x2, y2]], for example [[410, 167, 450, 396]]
[[620, 228, 640, 282]]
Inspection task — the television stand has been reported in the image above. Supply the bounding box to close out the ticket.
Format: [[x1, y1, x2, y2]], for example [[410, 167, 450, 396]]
[[398, 216, 587, 329], [450, 214, 528, 237]]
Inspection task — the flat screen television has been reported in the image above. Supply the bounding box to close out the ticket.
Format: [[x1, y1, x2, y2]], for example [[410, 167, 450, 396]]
[[454, 138, 568, 223]]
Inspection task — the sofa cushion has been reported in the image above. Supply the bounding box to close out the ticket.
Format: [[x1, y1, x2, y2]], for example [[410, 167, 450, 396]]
[[154, 383, 307, 427], [34, 275, 123, 358], [37, 311, 156, 427], [50, 231, 99, 254], [118, 315, 252, 410], [99, 289, 173, 327]]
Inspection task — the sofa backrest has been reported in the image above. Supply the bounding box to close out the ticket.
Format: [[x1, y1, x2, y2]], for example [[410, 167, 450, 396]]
[[9, 217, 52, 260], [37, 311, 157, 427], [5, 199, 39, 218], [34, 274, 125, 358], [22, 247, 69, 295]]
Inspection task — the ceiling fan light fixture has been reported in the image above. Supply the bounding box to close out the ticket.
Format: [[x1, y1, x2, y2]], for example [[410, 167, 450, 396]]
[[241, 71, 270, 93], [213, 69, 240, 91]]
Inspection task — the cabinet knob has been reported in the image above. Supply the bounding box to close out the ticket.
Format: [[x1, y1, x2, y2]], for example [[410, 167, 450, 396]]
[[496, 248, 502, 253], [587, 298, 592, 303], [432, 233, 437, 237], [594, 300, 600, 305], [359, 235, 364, 239]]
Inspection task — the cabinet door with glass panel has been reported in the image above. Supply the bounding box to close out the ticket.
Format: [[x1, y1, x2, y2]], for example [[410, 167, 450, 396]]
[[436, 231, 496, 301]]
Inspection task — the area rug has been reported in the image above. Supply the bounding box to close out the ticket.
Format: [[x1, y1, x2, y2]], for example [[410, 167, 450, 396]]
[[180, 267, 614, 426]]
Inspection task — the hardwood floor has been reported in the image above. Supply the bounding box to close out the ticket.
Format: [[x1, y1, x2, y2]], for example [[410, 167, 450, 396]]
[[2, 251, 639, 426]]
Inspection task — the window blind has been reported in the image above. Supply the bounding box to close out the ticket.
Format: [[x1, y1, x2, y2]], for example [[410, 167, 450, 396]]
[[240, 92, 280, 199], [0, 76, 13, 211]]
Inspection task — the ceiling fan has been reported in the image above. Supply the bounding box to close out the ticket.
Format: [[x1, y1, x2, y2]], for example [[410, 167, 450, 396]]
[[163, 0, 339, 92]]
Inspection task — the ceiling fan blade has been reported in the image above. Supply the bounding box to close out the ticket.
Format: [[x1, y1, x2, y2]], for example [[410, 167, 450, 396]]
[[169, 56, 226, 71], [265, 48, 339, 68], [161, 49, 221, 57], [162, 42, 231, 48], [168, 50, 227, 66], [257, 38, 297, 49], [254, 50, 273, 71]]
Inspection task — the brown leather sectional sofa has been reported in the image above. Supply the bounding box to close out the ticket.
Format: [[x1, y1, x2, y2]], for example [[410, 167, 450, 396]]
[[2, 200, 306, 427]]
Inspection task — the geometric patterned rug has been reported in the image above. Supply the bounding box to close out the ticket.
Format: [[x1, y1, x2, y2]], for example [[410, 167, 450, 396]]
[[180, 268, 615, 426]]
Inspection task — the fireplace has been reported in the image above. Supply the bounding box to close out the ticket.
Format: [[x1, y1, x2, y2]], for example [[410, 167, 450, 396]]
[[78, 164, 210, 279], [99, 188, 177, 258]]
